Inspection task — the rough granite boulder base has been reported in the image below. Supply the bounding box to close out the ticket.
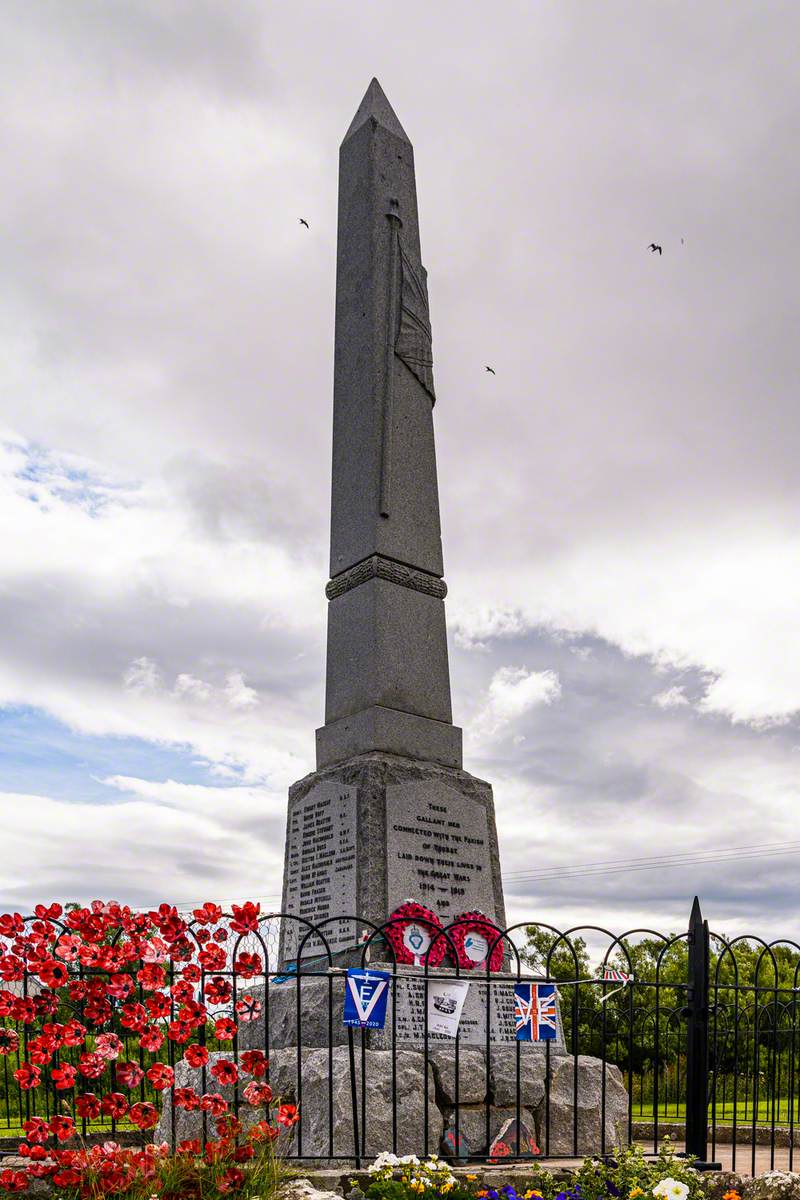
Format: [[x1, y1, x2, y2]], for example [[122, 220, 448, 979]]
[[538, 1056, 628, 1156], [430, 1047, 488, 1105], [738, 1175, 800, 1200], [442, 1105, 538, 1156], [276, 1182, 342, 1200], [292, 1046, 442, 1159], [235, 979, 350, 1051], [488, 1046, 551, 1108]]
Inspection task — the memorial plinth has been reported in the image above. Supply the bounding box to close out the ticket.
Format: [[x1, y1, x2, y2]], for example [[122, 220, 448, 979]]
[[280, 754, 505, 962]]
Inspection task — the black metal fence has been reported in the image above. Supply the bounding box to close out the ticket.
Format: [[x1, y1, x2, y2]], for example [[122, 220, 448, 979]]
[[2, 897, 799, 1173]]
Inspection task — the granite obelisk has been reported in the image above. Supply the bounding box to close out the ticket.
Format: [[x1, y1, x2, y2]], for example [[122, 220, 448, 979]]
[[281, 81, 506, 962]]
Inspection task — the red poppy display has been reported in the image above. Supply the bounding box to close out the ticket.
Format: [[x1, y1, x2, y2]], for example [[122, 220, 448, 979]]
[[211, 1059, 239, 1086], [128, 1101, 159, 1129], [243, 1081, 273, 1106], [184, 1044, 209, 1068], [145, 1062, 174, 1090], [0, 895, 296, 1173], [74, 1093, 102, 1120], [240, 1049, 268, 1077]]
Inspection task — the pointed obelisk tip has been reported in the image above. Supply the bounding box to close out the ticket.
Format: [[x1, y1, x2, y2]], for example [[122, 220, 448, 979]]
[[342, 77, 411, 145], [690, 896, 703, 924]]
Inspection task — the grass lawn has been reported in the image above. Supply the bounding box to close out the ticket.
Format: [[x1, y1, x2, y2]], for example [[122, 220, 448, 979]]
[[632, 1100, 800, 1126]]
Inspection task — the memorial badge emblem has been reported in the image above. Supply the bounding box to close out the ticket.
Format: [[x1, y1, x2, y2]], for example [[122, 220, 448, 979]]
[[342, 968, 391, 1030], [385, 900, 446, 966], [403, 923, 430, 958], [451, 910, 504, 972], [463, 931, 489, 963]]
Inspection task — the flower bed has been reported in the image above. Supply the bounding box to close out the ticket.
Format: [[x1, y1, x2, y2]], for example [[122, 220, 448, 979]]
[[351, 1144, 706, 1200]]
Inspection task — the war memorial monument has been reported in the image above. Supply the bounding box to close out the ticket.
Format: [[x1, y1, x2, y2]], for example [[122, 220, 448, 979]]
[[161, 80, 628, 1161], [280, 79, 506, 965]]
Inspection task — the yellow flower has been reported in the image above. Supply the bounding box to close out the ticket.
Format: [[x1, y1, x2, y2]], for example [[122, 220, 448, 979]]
[[630, 1189, 645, 1199], [524, 1192, 543, 1199], [723, 1192, 741, 1200], [466, 1177, 479, 1184]]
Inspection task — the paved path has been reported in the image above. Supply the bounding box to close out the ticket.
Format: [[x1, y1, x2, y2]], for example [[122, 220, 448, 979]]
[[635, 1140, 798, 1177]]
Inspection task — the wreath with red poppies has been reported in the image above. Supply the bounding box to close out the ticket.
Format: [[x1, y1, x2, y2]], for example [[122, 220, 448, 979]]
[[448, 910, 504, 972], [384, 900, 447, 966]]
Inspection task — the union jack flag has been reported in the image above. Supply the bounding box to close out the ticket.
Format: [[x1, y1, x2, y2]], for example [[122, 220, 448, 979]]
[[602, 968, 631, 983], [514, 983, 558, 1041]]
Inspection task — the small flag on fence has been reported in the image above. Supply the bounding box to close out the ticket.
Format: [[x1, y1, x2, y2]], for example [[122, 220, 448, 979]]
[[602, 968, 631, 983], [342, 968, 391, 1030], [514, 982, 558, 1041]]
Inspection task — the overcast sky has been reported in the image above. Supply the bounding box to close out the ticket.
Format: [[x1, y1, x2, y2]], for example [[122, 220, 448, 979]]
[[1, 1, 798, 946]]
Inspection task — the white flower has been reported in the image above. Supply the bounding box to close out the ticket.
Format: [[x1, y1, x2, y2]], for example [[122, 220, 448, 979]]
[[368, 1152, 400, 1174], [652, 1180, 689, 1200]]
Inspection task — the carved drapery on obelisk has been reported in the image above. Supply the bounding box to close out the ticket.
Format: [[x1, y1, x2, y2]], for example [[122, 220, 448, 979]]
[[380, 208, 436, 518], [317, 78, 461, 770]]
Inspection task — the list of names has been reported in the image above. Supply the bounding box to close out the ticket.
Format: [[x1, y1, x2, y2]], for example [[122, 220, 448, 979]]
[[282, 782, 357, 960]]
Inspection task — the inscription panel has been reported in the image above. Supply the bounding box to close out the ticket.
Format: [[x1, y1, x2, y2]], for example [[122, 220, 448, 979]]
[[385, 782, 495, 923], [283, 782, 357, 960], [369, 967, 566, 1050]]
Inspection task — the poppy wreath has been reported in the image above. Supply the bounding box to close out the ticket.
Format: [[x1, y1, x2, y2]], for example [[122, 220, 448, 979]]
[[448, 910, 505, 971], [384, 901, 447, 966]]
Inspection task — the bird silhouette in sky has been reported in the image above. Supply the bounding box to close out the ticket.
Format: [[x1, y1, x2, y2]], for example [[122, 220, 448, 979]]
[[485, 365, 496, 375], [299, 218, 309, 229], [648, 243, 662, 255]]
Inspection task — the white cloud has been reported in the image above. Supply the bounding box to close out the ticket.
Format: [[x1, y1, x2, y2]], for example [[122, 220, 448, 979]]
[[451, 514, 800, 727], [124, 657, 164, 694], [452, 607, 528, 651], [653, 685, 690, 709], [1, 2, 799, 938], [223, 671, 259, 711], [0, 439, 321, 785], [0, 780, 286, 912], [469, 666, 561, 745]]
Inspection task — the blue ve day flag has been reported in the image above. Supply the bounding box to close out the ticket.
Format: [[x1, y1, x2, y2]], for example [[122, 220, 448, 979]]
[[514, 983, 558, 1041], [342, 968, 391, 1030]]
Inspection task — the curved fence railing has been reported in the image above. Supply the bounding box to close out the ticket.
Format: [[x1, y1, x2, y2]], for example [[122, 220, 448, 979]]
[[1, 899, 799, 1169]]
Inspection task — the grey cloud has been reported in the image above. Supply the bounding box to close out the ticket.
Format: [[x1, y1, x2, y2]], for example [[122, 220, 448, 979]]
[[452, 625, 800, 935]]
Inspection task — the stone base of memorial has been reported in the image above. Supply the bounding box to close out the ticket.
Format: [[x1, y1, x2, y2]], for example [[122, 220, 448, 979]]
[[279, 753, 506, 965], [155, 1045, 627, 1161]]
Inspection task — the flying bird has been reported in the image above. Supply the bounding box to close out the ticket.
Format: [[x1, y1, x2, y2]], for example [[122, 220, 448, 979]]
[[485, 365, 496, 375], [299, 218, 309, 229], [648, 243, 662, 255]]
